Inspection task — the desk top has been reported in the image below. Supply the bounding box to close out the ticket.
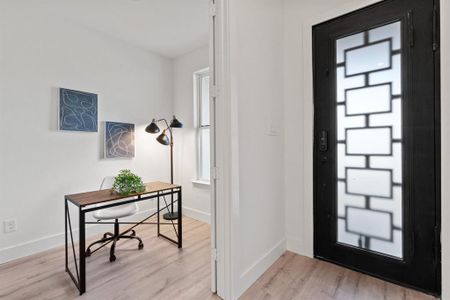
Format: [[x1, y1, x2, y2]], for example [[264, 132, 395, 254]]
[[65, 181, 180, 207]]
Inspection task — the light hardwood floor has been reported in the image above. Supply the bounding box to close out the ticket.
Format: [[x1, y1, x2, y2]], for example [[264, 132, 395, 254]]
[[0, 217, 439, 300], [0, 216, 218, 300], [241, 251, 438, 300]]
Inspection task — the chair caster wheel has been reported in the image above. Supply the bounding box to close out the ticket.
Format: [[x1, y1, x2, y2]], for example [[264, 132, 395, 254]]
[[138, 243, 144, 250], [131, 230, 136, 237], [86, 249, 91, 257], [109, 255, 116, 262]]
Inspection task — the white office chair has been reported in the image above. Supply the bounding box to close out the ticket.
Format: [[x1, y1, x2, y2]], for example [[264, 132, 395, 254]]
[[85, 176, 144, 262]]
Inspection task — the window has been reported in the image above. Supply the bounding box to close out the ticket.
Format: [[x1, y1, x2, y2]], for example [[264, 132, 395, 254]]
[[195, 69, 210, 182]]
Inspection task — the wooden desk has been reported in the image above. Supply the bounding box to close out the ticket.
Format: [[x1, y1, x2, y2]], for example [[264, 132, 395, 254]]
[[64, 181, 182, 295]]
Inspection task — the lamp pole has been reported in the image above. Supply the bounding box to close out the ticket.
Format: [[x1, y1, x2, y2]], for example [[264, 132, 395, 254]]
[[146, 117, 181, 220], [168, 123, 176, 218]]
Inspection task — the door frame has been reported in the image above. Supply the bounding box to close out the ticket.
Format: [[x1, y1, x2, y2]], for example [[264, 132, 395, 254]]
[[209, 0, 218, 293], [310, 0, 441, 295], [210, 0, 236, 299]]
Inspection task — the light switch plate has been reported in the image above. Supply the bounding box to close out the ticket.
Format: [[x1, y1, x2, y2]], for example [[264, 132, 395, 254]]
[[4, 218, 17, 233], [267, 122, 278, 136]]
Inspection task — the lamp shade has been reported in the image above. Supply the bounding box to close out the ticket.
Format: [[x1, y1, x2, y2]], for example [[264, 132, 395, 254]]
[[145, 119, 160, 134], [170, 115, 183, 128], [156, 130, 170, 145]]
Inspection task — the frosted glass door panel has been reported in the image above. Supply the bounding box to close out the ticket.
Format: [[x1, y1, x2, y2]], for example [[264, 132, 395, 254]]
[[346, 168, 392, 198], [346, 127, 392, 155], [346, 84, 391, 115], [347, 207, 392, 240], [345, 41, 391, 76], [336, 21, 403, 258]]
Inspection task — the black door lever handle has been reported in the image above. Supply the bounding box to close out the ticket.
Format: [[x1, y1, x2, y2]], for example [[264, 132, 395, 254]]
[[319, 130, 328, 152]]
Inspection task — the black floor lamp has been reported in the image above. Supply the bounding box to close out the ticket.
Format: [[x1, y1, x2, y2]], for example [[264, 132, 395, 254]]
[[145, 116, 183, 220]]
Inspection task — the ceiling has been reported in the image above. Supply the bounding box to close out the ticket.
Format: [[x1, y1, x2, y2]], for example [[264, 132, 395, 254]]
[[31, 0, 209, 58]]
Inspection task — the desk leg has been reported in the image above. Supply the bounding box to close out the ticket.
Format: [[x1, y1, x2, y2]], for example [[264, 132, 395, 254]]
[[79, 208, 86, 294], [65, 198, 68, 272], [157, 192, 160, 236], [178, 189, 182, 248]]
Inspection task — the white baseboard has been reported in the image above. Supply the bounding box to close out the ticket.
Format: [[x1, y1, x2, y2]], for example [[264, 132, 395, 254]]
[[237, 238, 287, 298], [286, 235, 314, 258], [286, 235, 303, 255], [182, 206, 211, 224], [0, 208, 156, 265]]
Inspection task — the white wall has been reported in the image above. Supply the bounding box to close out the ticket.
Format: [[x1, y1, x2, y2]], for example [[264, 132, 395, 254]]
[[228, 0, 285, 297], [283, 0, 450, 298], [173, 45, 211, 223], [283, 0, 381, 259], [0, 3, 173, 263]]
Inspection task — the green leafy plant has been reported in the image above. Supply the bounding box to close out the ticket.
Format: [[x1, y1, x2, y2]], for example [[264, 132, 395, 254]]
[[112, 169, 146, 195]]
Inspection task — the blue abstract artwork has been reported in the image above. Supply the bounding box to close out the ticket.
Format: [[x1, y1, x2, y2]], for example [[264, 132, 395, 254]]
[[104, 122, 135, 159], [59, 88, 98, 132]]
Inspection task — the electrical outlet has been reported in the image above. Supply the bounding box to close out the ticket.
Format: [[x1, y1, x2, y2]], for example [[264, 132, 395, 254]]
[[3, 219, 17, 233]]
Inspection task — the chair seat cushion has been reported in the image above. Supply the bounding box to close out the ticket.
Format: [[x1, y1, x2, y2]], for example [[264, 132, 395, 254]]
[[93, 203, 138, 220]]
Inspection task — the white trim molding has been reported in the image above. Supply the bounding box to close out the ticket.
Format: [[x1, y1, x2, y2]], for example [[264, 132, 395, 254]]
[[286, 235, 305, 256], [192, 179, 211, 186], [0, 208, 156, 265], [213, 0, 235, 299], [182, 206, 211, 224], [237, 238, 286, 297]]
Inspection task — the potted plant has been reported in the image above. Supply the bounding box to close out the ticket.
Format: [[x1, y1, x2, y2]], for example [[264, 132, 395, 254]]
[[112, 169, 146, 195]]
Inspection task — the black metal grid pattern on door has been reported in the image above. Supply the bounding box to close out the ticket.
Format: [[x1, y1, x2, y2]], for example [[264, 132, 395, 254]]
[[335, 21, 403, 258]]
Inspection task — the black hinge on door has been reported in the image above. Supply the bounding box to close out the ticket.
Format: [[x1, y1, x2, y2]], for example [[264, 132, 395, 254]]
[[432, 5, 439, 51], [407, 10, 414, 48]]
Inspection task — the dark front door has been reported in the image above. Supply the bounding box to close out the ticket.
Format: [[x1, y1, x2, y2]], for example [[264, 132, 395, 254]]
[[313, 0, 440, 295]]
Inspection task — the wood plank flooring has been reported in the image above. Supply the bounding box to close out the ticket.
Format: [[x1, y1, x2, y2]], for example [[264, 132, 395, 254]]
[[0, 216, 218, 300], [240, 251, 438, 300], [0, 218, 439, 300]]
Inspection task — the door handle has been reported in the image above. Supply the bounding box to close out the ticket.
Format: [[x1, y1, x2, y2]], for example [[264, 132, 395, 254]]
[[319, 130, 328, 152]]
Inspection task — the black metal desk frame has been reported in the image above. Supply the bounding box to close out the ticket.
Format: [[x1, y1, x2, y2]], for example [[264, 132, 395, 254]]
[[64, 186, 182, 295]]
